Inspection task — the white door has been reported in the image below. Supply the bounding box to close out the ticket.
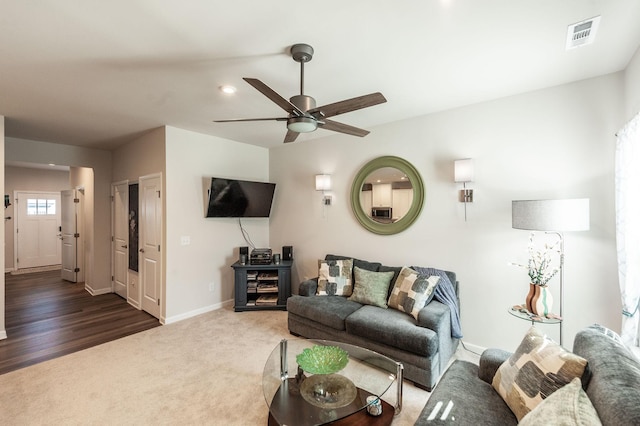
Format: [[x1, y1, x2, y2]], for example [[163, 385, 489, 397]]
[[112, 182, 128, 299], [61, 189, 84, 282], [15, 191, 61, 269], [140, 174, 162, 319]]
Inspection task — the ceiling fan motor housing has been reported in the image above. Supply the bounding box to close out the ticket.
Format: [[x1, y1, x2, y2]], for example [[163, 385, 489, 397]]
[[290, 95, 315, 113]]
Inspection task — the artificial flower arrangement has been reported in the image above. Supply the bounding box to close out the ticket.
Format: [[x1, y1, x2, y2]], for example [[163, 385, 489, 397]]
[[511, 232, 561, 286]]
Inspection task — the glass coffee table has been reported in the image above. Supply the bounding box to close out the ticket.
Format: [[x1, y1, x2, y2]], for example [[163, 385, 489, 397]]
[[263, 339, 403, 425]]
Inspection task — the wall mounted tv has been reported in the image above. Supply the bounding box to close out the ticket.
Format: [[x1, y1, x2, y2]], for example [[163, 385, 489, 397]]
[[205, 177, 276, 218]]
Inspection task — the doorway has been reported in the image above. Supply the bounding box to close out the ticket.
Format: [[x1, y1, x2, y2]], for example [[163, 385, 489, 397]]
[[14, 191, 61, 270]]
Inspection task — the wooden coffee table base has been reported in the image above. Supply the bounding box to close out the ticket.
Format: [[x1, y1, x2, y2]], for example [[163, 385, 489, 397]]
[[268, 398, 394, 426]]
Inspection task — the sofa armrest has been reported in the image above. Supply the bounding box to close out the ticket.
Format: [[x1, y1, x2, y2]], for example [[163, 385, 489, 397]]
[[298, 278, 318, 296], [416, 300, 450, 331], [478, 348, 511, 384]]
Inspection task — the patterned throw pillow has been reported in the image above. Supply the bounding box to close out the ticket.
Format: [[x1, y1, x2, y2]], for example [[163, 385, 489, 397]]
[[518, 377, 602, 426], [387, 266, 440, 320], [492, 326, 588, 421], [317, 259, 354, 296], [348, 266, 395, 308]]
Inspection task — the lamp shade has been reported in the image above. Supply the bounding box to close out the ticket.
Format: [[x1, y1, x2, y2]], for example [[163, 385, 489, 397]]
[[512, 199, 590, 232], [454, 159, 474, 183], [315, 174, 331, 191]]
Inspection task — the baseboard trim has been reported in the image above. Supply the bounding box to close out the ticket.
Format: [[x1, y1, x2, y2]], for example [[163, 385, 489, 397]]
[[85, 284, 112, 296], [163, 299, 234, 325], [0, 330, 7, 340]]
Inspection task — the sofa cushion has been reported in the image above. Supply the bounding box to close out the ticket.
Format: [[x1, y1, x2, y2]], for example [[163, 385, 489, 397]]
[[573, 324, 640, 426], [347, 266, 395, 308], [345, 305, 438, 356], [317, 258, 353, 296], [492, 326, 588, 421], [518, 377, 601, 426], [387, 266, 440, 320], [416, 360, 518, 425], [286, 295, 362, 331]]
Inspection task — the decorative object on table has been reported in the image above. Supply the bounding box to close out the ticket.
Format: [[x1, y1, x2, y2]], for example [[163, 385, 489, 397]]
[[511, 232, 559, 316], [366, 395, 383, 416], [299, 373, 357, 409], [296, 345, 349, 375], [296, 345, 355, 408], [530, 284, 553, 317], [512, 199, 590, 345]]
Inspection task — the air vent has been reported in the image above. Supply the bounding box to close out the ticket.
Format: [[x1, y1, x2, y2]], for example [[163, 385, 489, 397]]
[[566, 16, 601, 50]]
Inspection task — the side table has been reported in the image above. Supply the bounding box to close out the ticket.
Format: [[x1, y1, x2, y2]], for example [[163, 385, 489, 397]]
[[508, 305, 563, 343]]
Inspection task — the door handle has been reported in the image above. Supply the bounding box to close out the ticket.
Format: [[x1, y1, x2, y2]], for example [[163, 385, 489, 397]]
[[139, 248, 145, 253], [121, 245, 128, 249]]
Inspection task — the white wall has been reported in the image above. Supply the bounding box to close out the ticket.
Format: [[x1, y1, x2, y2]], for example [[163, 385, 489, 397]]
[[269, 72, 624, 350], [624, 46, 640, 121], [164, 126, 270, 323]]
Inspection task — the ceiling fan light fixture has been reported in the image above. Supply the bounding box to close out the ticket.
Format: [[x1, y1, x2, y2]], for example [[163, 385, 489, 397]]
[[287, 116, 317, 133]]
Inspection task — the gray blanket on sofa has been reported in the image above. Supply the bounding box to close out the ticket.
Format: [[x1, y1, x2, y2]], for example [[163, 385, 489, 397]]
[[414, 266, 463, 339]]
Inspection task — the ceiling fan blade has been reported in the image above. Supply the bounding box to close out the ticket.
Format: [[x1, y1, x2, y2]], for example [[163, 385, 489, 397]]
[[319, 119, 370, 137], [309, 92, 386, 119], [213, 117, 287, 123], [243, 78, 305, 116], [284, 130, 299, 143]]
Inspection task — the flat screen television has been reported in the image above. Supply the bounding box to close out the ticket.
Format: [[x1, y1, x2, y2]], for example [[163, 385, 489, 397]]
[[205, 177, 276, 218]]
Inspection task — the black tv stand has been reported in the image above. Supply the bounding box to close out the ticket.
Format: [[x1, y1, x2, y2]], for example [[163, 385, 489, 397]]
[[231, 260, 292, 311]]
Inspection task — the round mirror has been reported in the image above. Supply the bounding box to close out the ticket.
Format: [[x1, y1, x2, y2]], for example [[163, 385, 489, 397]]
[[350, 156, 425, 235]]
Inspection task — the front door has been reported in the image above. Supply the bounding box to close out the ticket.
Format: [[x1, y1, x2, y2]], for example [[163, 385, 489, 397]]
[[140, 174, 162, 319], [15, 191, 61, 269], [112, 182, 128, 299]]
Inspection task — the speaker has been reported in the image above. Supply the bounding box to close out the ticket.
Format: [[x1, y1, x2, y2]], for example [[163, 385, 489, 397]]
[[239, 246, 249, 263], [283, 246, 293, 261]]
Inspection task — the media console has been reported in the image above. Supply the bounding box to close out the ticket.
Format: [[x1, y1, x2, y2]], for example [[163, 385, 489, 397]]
[[231, 260, 292, 312]]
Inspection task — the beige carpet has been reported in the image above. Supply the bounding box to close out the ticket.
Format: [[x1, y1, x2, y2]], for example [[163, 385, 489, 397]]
[[0, 306, 478, 425]]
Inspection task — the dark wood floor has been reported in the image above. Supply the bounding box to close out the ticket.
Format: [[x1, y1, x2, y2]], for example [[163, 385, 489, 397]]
[[0, 270, 160, 375]]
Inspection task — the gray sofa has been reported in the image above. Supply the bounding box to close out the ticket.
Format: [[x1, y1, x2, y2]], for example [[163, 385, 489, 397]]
[[416, 325, 640, 425], [287, 254, 460, 391]]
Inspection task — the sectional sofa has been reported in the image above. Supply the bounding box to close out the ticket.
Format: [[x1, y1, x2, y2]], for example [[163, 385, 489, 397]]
[[416, 324, 640, 425]]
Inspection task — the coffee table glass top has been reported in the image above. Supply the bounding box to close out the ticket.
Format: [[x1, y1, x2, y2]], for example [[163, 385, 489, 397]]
[[263, 339, 402, 426]]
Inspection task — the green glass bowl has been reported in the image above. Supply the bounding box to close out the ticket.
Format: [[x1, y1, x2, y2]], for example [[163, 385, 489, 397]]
[[296, 345, 349, 375]]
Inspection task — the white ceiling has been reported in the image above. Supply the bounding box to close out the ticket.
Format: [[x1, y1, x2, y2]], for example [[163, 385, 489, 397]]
[[1, 1, 639, 150]]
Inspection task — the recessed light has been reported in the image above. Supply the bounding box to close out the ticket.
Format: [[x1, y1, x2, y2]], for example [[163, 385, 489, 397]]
[[48, 163, 56, 167], [219, 85, 237, 94]]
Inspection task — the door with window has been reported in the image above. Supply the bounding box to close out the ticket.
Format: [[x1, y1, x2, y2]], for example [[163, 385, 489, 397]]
[[15, 191, 61, 269]]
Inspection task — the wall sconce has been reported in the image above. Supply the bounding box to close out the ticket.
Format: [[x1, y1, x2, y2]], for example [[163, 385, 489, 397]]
[[454, 159, 474, 221], [315, 174, 332, 205]]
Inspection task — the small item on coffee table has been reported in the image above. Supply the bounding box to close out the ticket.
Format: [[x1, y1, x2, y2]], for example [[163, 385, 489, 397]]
[[296, 345, 349, 375], [366, 395, 383, 416]]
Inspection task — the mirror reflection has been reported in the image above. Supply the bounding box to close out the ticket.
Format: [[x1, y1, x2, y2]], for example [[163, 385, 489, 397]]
[[359, 167, 414, 224]]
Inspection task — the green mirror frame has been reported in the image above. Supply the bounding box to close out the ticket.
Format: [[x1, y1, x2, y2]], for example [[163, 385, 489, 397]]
[[350, 156, 425, 235]]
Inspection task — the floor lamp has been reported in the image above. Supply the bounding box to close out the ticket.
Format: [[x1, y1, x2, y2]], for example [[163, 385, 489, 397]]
[[512, 199, 590, 346]]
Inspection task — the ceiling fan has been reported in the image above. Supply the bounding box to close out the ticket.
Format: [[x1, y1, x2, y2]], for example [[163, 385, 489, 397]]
[[213, 43, 387, 143]]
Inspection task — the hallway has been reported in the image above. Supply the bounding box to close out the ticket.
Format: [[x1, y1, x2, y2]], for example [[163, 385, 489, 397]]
[[0, 270, 160, 375]]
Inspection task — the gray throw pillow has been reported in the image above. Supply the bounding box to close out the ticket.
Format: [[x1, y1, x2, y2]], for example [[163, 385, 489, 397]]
[[518, 378, 601, 425], [348, 266, 395, 308]]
